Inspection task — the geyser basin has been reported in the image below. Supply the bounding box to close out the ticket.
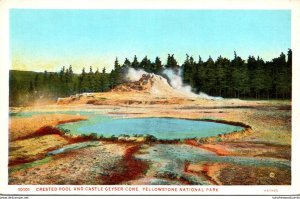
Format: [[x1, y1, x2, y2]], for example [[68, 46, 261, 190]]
[[59, 116, 244, 140]]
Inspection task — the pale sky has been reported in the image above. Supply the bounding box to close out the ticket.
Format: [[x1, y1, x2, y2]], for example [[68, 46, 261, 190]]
[[10, 9, 291, 73]]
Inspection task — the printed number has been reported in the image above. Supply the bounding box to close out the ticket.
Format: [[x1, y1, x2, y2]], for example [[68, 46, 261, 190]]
[[18, 188, 30, 191]]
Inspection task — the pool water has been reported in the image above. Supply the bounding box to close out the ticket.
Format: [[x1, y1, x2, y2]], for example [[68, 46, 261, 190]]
[[58, 116, 244, 140]]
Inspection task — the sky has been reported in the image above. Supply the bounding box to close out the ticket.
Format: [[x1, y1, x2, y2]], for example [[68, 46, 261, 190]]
[[10, 9, 291, 73]]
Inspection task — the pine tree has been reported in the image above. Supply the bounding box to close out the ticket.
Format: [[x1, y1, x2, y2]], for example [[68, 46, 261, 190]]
[[193, 56, 205, 93], [182, 54, 193, 85], [131, 55, 139, 69], [166, 54, 179, 72], [215, 56, 229, 96], [252, 57, 266, 99], [286, 49, 292, 98], [114, 57, 121, 70], [154, 56, 162, 73], [60, 66, 65, 82], [204, 56, 216, 95], [78, 67, 86, 93], [231, 52, 249, 98], [69, 65, 73, 76], [275, 52, 289, 98], [140, 56, 152, 72], [95, 68, 99, 75], [123, 58, 131, 68], [89, 66, 93, 74], [64, 65, 74, 94], [110, 57, 122, 88]]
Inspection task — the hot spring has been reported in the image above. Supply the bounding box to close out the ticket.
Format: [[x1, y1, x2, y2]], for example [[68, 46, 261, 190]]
[[58, 115, 244, 140]]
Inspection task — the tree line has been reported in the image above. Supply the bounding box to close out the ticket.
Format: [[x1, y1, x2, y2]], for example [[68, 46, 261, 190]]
[[181, 50, 292, 99], [9, 66, 111, 106], [9, 49, 291, 106]]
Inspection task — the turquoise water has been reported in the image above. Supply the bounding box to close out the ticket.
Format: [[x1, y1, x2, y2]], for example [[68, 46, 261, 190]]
[[59, 116, 244, 140], [135, 144, 290, 185]]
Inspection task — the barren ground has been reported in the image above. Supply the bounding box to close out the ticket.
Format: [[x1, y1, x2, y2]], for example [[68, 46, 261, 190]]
[[9, 95, 291, 185]]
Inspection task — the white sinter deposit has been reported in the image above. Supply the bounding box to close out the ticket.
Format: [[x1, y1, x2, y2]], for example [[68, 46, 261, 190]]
[[125, 67, 222, 100]]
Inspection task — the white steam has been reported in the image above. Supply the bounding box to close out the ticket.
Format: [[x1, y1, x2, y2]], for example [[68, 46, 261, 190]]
[[162, 69, 197, 97], [162, 69, 223, 100], [125, 68, 148, 82], [125, 67, 222, 100]]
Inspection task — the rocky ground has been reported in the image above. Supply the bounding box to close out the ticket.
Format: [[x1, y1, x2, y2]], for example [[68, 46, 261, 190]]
[[8, 99, 291, 185], [8, 74, 291, 185]]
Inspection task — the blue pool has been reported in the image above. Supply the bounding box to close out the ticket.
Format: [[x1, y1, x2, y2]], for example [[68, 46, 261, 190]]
[[58, 116, 244, 140]]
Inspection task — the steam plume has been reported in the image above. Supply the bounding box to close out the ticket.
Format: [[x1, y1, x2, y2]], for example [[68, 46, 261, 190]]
[[125, 67, 223, 100], [162, 69, 222, 100], [125, 68, 148, 82]]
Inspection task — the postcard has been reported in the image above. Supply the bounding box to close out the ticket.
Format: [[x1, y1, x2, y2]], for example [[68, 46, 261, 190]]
[[0, 0, 299, 197]]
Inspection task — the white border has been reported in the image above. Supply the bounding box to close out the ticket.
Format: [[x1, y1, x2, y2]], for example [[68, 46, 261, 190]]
[[0, 0, 294, 9], [0, 0, 299, 196]]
